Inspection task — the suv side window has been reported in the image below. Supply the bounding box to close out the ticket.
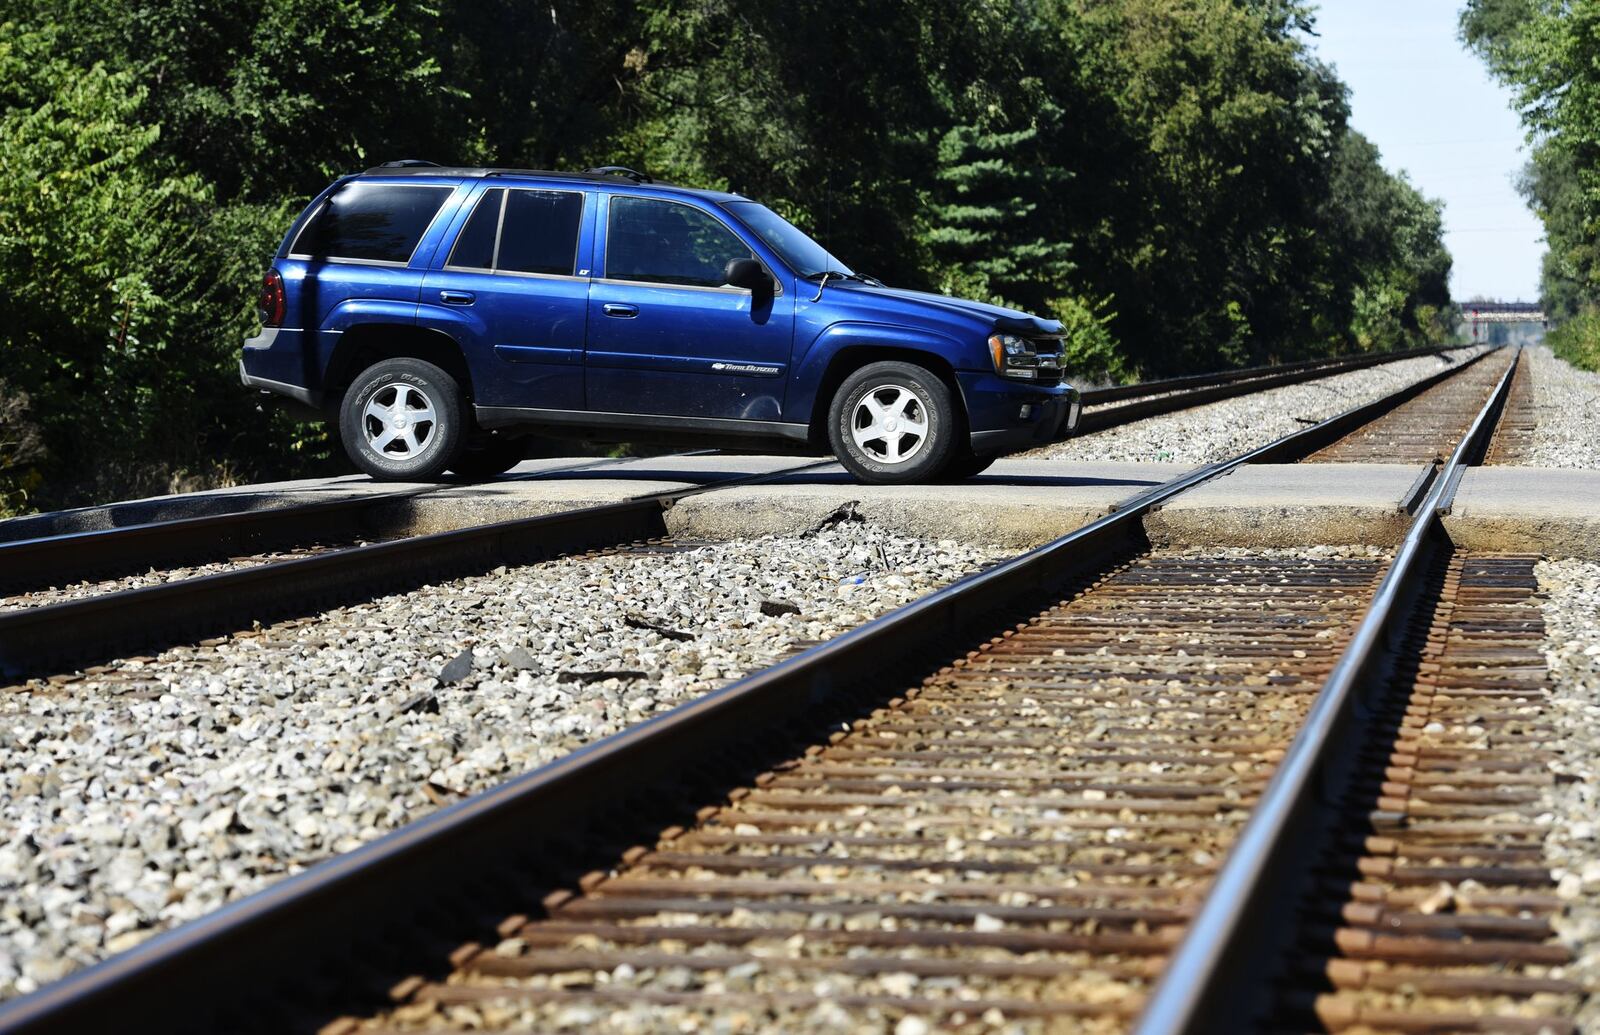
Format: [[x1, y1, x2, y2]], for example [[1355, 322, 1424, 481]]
[[606, 196, 753, 288], [292, 182, 452, 264], [448, 188, 584, 276]]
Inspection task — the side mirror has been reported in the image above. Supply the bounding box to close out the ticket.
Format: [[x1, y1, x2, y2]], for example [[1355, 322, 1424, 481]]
[[723, 257, 769, 291]]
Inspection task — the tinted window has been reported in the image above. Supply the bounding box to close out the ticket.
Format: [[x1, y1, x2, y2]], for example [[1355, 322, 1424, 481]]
[[496, 190, 584, 275], [295, 183, 451, 263], [448, 189, 503, 269], [607, 196, 753, 287], [724, 201, 849, 277]]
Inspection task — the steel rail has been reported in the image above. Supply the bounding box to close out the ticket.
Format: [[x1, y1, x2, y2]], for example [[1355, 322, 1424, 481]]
[[1131, 347, 1522, 1035], [0, 453, 688, 595], [0, 346, 1511, 1034], [0, 458, 832, 679], [1074, 344, 1462, 434]]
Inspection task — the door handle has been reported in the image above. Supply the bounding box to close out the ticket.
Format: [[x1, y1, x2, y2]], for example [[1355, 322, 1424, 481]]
[[439, 290, 475, 305], [602, 303, 639, 318]]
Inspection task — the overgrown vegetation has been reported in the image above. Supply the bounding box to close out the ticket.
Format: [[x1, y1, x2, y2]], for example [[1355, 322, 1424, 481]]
[[1463, 0, 1600, 370], [1, 0, 1453, 513]]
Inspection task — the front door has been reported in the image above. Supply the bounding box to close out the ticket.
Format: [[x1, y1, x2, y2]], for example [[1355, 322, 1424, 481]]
[[586, 194, 793, 421], [420, 186, 591, 411]]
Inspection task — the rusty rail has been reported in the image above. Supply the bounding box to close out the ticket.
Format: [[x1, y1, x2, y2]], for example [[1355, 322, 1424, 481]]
[[1134, 349, 1535, 1033]]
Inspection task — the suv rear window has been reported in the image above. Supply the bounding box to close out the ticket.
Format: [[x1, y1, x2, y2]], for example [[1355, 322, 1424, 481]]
[[448, 188, 584, 276], [292, 183, 452, 264]]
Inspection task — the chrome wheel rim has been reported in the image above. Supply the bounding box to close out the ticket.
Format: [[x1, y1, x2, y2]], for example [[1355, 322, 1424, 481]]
[[362, 382, 438, 459], [850, 384, 929, 465]]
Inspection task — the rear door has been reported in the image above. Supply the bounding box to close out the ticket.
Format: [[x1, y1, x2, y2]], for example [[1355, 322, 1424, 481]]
[[586, 194, 793, 421], [419, 185, 592, 410]]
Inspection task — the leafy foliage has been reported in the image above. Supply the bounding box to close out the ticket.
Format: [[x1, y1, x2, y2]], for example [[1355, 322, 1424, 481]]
[[0, 0, 1454, 512], [1463, 0, 1600, 368]]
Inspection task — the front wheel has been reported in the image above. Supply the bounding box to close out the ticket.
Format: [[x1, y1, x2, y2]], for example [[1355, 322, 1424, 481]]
[[828, 361, 958, 484], [339, 357, 466, 481]]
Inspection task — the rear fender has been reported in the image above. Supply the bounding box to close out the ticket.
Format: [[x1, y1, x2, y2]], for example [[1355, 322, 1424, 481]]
[[413, 301, 497, 396], [323, 298, 420, 334]]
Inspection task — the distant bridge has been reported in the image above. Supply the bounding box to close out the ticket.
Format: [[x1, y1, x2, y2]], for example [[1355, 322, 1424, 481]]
[[1460, 301, 1546, 325]]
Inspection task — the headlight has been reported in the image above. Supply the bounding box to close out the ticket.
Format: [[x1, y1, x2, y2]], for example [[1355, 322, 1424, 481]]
[[989, 333, 1064, 381]]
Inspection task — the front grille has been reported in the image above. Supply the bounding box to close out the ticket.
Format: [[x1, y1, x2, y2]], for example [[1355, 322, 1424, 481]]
[[1032, 340, 1066, 385]]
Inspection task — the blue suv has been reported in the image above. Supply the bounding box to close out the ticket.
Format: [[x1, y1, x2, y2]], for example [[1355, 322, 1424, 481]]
[[242, 162, 1081, 483]]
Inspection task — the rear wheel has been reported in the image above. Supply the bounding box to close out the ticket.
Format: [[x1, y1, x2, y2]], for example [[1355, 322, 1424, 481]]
[[449, 435, 527, 480], [339, 357, 465, 481], [828, 361, 957, 484]]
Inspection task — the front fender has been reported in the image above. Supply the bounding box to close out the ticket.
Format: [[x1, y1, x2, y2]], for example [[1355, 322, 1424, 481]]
[[787, 321, 983, 422]]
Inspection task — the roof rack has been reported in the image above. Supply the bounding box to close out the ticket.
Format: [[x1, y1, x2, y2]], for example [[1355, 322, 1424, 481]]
[[378, 159, 441, 168], [585, 165, 653, 184]]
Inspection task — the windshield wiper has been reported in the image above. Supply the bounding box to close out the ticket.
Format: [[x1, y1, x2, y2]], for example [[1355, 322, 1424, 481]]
[[805, 269, 878, 300], [807, 270, 847, 301]]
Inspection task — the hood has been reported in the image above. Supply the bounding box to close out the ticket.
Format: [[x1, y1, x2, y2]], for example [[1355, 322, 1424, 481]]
[[839, 283, 1064, 337]]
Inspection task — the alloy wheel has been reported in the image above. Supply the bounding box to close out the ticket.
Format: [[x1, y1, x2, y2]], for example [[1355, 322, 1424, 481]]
[[850, 384, 929, 464]]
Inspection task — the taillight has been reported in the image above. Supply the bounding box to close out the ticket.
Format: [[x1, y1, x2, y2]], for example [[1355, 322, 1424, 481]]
[[257, 269, 286, 327]]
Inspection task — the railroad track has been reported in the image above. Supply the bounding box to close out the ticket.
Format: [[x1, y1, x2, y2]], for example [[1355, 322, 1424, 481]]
[[0, 348, 1476, 679], [0, 452, 691, 599], [372, 548, 1385, 1031], [0, 456, 831, 678], [0, 345, 1449, 604], [1074, 344, 1459, 433], [1305, 349, 1512, 465], [1268, 551, 1578, 1032], [1484, 352, 1537, 464], [0, 347, 1562, 1034]]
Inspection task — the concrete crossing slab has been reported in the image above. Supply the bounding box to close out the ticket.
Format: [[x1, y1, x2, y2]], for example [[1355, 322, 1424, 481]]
[[1445, 466, 1600, 559], [4, 455, 1594, 557], [1143, 462, 1422, 548]]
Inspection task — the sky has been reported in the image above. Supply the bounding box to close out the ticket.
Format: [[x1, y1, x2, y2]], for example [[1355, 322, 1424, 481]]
[[1306, 1, 1546, 302]]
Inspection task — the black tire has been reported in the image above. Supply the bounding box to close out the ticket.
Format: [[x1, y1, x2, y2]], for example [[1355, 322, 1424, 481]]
[[339, 357, 466, 481], [448, 435, 527, 480], [938, 451, 997, 481], [828, 360, 958, 484]]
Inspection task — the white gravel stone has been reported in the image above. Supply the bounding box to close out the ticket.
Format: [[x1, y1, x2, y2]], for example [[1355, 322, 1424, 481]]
[[1535, 557, 1600, 1033], [0, 523, 1010, 1001], [1523, 345, 1600, 468], [1030, 347, 1488, 464]]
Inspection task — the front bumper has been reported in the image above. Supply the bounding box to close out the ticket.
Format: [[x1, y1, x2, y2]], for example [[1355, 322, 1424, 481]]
[[960, 372, 1081, 456]]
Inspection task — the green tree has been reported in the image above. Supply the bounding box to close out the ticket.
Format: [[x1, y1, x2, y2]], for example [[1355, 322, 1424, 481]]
[[0, 22, 213, 509], [1463, 0, 1600, 368], [1321, 132, 1451, 350]]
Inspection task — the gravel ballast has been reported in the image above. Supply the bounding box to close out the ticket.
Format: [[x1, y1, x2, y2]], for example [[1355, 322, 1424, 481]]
[[1030, 347, 1486, 464], [1535, 558, 1600, 1031], [0, 522, 1010, 1000], [1524, 345, 1600, 468]]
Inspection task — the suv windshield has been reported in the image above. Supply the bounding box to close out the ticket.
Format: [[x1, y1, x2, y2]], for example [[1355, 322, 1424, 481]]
[[723, 201, 852, 279]]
